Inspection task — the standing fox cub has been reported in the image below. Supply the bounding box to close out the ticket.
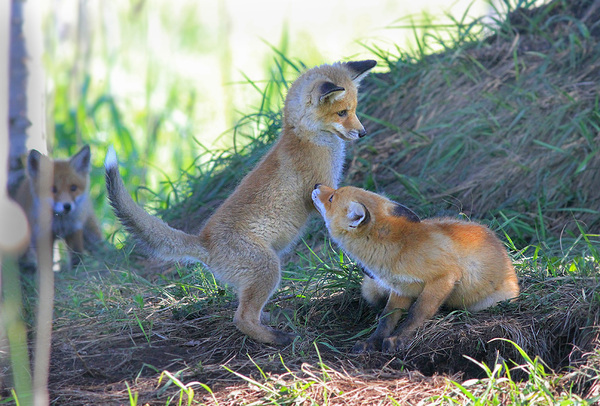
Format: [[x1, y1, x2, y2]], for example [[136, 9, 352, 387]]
[[312, 184, 520, 353], [14, 145, 103, 272], [105, 60, 377, 346]]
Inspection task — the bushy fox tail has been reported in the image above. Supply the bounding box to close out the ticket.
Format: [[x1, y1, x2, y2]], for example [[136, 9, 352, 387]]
[[104, 146, 208, 264]]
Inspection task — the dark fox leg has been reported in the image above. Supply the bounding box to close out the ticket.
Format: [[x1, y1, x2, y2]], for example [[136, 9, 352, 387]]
[[353, 292, 413, 353], [382, 275, 457, 353], [65, 229, 84, 269]]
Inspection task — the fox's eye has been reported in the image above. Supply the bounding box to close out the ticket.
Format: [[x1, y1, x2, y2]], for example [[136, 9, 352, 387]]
[[328, 194, 334, 203], [337, 110, 348, 117], [70, 184, 77, 192], [52, 185, 57, 194]]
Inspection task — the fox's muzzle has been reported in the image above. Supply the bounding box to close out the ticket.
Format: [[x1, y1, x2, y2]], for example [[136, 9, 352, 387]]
[[358, 128, 367, 138]]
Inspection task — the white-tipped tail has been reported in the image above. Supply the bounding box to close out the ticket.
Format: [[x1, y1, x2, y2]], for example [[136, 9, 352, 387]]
[[105, 145, 117, 170], [104, 146, 209, 264]]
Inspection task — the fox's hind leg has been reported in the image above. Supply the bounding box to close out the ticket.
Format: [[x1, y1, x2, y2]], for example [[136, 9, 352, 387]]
[[232, 250, 296, 346]]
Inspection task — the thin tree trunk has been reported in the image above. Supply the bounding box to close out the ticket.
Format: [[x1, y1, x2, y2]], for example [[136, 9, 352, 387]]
[[7, 0, 29, 196], [2, 3, 34, 405]]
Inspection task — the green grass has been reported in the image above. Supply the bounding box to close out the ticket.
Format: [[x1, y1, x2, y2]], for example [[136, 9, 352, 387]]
[[438, 338, 598, 405], [351, 0, 600, 247], [3, 0, 600, 404]]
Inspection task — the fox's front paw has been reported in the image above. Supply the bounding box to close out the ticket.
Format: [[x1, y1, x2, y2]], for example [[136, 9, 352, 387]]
[[382, 335, 409, 353], [351, 338, 381, 353], [69, 253, 82, 269], [270, 329, 298, 347]]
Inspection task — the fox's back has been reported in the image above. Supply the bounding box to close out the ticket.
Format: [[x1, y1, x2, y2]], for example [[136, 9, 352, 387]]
[[339, 214, 517, 306], [387, 218, 513, 273], [422, 218, 508, 259], [414, 218, 517, 307]]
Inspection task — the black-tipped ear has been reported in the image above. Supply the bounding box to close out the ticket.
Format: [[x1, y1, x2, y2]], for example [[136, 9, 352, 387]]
[[27, 150, 43, 178], [70, 145, 91, 174], [344, 60, 377, 83], [319, 81, 345, 103], [392, 202, 420, 223]]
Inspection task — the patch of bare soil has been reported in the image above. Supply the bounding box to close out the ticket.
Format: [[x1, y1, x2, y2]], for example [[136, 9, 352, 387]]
[[43, 276, 599, 405]]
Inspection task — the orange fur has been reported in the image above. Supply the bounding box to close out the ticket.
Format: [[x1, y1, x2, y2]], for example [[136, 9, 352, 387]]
[[13, 145, 102, 272], [312, 185, 520, 353], [105, 61, 377, 346]]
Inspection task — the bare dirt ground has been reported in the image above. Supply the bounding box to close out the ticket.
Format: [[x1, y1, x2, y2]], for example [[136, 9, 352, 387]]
[[43, 270, 599, 404]]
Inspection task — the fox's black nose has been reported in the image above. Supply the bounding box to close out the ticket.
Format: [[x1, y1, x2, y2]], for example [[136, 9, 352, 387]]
[[358, 128, 367, 138], [314, 183, 321, 190], [63, 203, 71, 213]]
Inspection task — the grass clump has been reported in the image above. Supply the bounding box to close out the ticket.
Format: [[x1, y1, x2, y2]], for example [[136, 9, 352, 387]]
[[435, 339, 597, 405], [349, 0, 600, 250]]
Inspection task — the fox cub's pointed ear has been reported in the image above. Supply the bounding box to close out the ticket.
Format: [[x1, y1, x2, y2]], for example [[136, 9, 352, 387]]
[[347, 201, 370, 228], [27, 149, 43, 178], [319, 81, 346, 104], [344, 60, 377, 85], [70, 144, 91, 174]]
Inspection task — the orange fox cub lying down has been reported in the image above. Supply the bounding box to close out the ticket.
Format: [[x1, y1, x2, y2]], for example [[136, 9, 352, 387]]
[[105, 60, 377, 346], [312, 184, 520, 353]]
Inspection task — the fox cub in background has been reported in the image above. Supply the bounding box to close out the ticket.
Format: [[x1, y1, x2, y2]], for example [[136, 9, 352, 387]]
[[14, 145, 102, 272], [312, 184, 520, 353], [105, 60, 377, 346]]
